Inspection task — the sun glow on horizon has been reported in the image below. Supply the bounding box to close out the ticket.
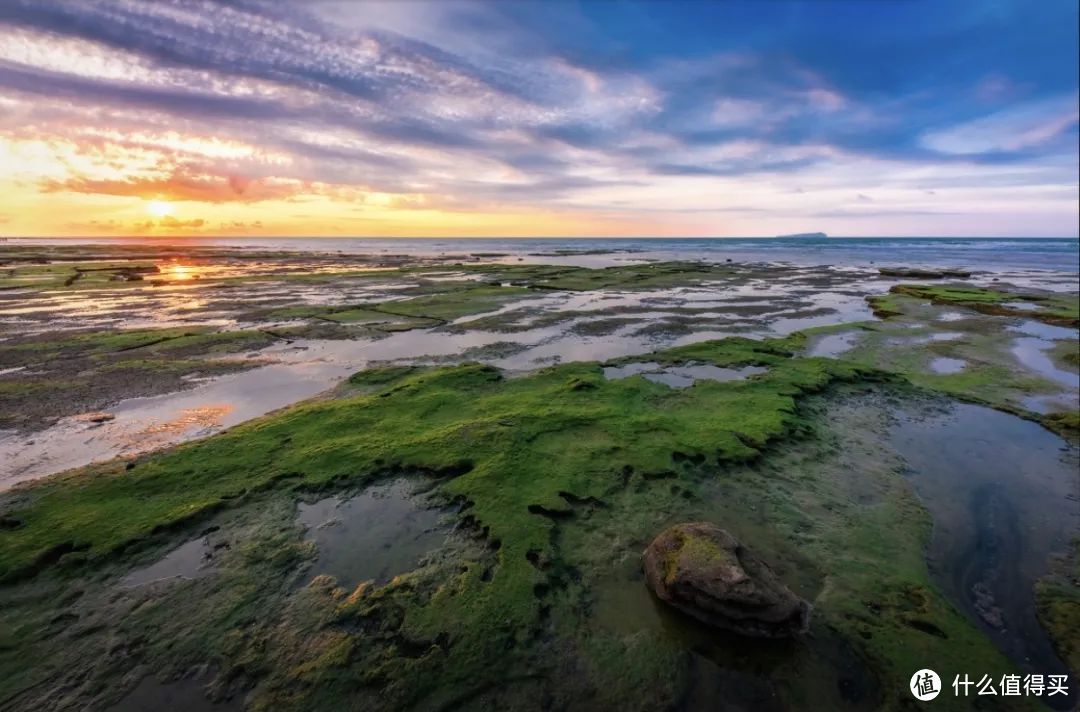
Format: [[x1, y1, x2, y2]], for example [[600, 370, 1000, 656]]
[[0, 1, 1075, 238], [146, 199, 174, 219]]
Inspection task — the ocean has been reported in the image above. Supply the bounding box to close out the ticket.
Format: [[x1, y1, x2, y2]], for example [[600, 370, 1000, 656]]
[[10, 236, 1079, 272]]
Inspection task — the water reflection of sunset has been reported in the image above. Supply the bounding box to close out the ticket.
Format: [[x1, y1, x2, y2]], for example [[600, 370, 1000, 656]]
[[167, 264, 195, 280], [141, 405, 234, 438]]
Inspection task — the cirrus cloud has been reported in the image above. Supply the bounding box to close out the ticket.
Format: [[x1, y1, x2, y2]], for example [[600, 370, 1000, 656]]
[[0, 0, 1075, 236]]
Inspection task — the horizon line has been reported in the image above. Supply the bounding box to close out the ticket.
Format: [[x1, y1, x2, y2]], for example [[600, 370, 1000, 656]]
[[6, 235, 1080, 241]]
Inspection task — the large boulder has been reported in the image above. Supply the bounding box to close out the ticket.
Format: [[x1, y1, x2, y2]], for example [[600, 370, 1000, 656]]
[[642, 522, 811, 638]]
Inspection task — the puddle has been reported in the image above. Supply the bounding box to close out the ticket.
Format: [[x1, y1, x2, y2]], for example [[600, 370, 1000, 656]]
[[890, 403, 1079, 705], [1002, 301, 1045, 312], [0, 358, 355, 490], [929, 357, 966, 374], [140, 405, 234, 437], [0, 265, 1063, 491], [297, 478, 448, 589], [0, 266, 903, 488], [602, 362, 766, 388], [1006, 321, 1078, 389], [926, 331, 965, 342], [769, 307, 870, 335], [1010, 320, 1075, 341], [937, 312, 969, 322], [890, 332, 966, 347], [107, 671, 241, 712], [806, 331, 861, 358], [1012, 338, 1078, 388], [121, 537, 214, 588]]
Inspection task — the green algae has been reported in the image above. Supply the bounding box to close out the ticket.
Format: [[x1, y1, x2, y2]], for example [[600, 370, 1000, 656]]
[[631, 318, 698, 338], [0, 327, 204, 364], [0, 336, 1033, 711], [878, 267, 972, 279], [0, 259, 820, 432], [0, 496, 317, 710], [347, 365, 423, 389], [0, 261, 161, 291], [889, 284, 1079, 327], [662, 527, 738, 583], [1050, 340, 1080, 372], [420, 341, 533, 364], [1042, 411, 1080, 439], [866, 294, 905, 319], [1036, 537, 1080, 674], [0, 249, 1073, 709], [569, 317, 639, 336], [0, 337, 864, 580], [0, 359, 253, 431], [506, 261, 733, 291], [262, 304, 436, 331], [257, 284, 533, 330], [139, 330, 278, 356], [250, 263, 745, 333], [1, 255, 726, 302], [374, 285, 533, 321], [835, 293, 1079, 421], [0, 327, 278, 366]]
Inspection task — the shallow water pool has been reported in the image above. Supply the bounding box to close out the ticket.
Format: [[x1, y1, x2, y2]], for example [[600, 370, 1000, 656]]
[[889, 403, 1079, 706], [297, 478, 449, 589]]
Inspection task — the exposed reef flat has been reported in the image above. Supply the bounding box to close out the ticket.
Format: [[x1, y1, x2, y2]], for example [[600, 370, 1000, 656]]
[[0, 339, 1028, 711], [877, 267, 972, 279], [834, 284, 1080, 437], [870, 284, 1078, 327], [0, 328, 277, 431], [0, 245, 1076, 711], [2, 249, 894, 480], [2, 336, 1077, 710]]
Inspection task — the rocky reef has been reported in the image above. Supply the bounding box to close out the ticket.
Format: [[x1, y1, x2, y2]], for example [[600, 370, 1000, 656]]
[[877, 267, 972, 279]]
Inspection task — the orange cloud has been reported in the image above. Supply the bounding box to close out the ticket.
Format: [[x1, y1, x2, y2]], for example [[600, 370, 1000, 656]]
[[160, 216, 206, 228], [40, 170, 305, 203]]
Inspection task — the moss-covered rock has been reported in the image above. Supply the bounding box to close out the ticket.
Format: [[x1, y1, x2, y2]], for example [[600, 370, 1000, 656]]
[[642, 522, 811, 637]]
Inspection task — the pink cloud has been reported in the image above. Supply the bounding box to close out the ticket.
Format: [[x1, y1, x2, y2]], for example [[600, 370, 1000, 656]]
[[40, 170, 305, 203]]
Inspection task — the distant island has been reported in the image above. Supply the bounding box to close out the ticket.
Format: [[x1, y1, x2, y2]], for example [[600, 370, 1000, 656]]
[[776, 232, 827, 239]]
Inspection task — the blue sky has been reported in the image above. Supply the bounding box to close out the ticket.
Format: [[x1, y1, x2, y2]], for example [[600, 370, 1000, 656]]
[[0, 0, 1076, 236]]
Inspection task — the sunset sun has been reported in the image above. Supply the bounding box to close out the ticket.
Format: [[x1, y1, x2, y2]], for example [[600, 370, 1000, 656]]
[[146, 200, 174, 219]]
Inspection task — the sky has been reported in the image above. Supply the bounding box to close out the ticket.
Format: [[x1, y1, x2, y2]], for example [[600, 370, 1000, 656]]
[[0, 0, 1077, 238]]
